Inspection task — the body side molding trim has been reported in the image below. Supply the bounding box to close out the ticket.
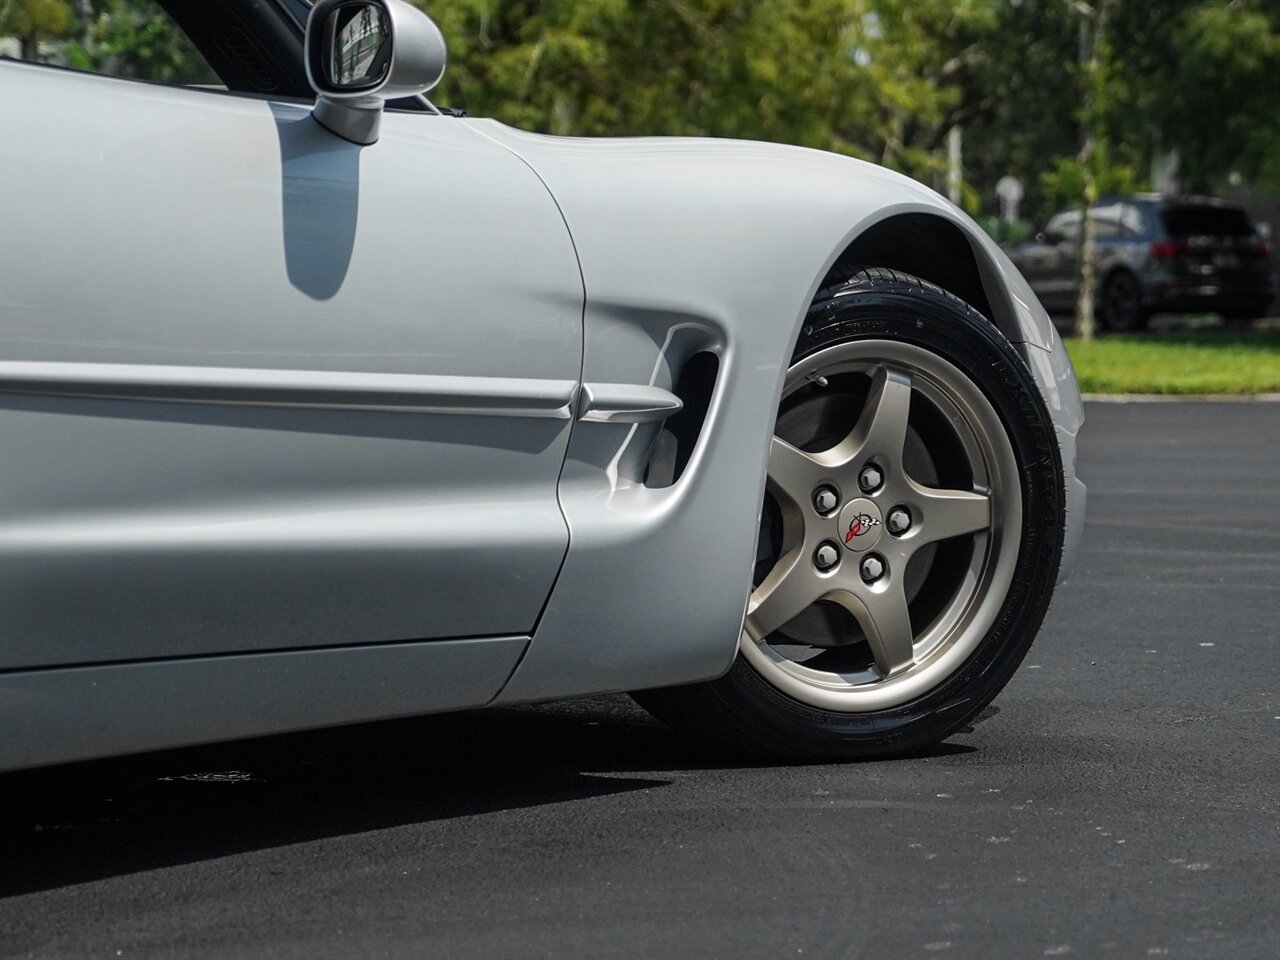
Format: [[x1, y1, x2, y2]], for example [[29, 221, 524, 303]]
[[0, 361, 578, 419], [577, 382, 683, 423]]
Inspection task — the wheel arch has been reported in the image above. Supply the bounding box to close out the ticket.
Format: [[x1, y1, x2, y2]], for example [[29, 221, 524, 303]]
[[818, 212, 1025, 345], [1099, 262, 1141, 295]]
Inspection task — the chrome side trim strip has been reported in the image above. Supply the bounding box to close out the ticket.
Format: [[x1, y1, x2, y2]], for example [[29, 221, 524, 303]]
[[577, 382, 683, 423], [0, 361, 577, 419]]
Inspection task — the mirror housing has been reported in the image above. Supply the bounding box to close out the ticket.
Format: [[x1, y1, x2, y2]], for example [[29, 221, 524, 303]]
[[305, 0, 447, 145]]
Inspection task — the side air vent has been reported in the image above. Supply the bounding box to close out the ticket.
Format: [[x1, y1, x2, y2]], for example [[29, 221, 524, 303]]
[[645, 351, 719, 488]]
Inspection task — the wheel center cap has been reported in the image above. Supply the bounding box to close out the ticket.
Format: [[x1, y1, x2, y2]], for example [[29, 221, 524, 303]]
[[837, 498, 883, 552]]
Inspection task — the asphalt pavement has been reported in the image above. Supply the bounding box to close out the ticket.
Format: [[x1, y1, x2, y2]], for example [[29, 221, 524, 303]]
[[2, 400, 1278, 960]]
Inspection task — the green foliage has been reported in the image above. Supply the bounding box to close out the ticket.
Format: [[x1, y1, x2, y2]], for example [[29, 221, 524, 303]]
[[1065, 331, 1280, 395], [976, 215, 1032, 246], [419, 0, 1015, 188], [420, 0, 1280, 215], [964, 0, 1280, 220], [1156, 0, 1280, 189], [0, 0, 76, 57], [425, 1, 875, 147], [65, 0, 215, 85], [0, 0, 74, 37], [1, 0, 214, 82], [1038, 151, 1141, 214]]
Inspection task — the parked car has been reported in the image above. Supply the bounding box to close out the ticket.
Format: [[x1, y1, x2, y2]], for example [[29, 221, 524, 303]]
[[0, 0, 1085, 769], [1008, 195, 1274, 330]]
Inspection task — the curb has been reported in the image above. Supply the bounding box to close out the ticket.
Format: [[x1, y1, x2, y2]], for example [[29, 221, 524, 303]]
[[1084, 393, 1280, 403]]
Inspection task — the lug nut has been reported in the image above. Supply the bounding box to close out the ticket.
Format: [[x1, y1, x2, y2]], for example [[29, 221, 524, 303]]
[[858, 464, 883, 493], [887, 507, 912, 534], [812, 485, 839, 514], [814, 542, 840, 572], [860, 554, 886, 583]]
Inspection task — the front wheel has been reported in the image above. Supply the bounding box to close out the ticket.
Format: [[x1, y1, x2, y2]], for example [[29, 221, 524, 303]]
[[1100, 271, 1148, 332], [634, 268, 1066, 759]]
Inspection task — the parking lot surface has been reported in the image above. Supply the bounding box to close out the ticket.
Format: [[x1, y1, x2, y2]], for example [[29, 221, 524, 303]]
[[1, 400, 1278, 959]]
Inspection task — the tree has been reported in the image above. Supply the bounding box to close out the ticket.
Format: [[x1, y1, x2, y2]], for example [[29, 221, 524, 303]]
[[0, 0, 76, 60], [1069, 0, 1112, 343], [1144, 0, 1280, 190]]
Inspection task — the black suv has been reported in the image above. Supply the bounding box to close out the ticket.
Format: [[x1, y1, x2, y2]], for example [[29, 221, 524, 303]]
[[1008, 195, 1274, 330]]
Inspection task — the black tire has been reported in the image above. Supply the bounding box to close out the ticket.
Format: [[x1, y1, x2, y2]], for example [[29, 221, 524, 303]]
[[1100, 270, 1148, 332], [633, 268, 1065, 760]]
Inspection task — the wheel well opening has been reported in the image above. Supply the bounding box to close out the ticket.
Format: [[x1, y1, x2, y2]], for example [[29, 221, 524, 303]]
[[1101, 264, 1136, 290], [824, 214, 996, 324]]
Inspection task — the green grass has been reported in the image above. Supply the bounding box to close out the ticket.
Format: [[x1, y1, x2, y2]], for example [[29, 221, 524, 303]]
[[1063, 330, 1280, 395]]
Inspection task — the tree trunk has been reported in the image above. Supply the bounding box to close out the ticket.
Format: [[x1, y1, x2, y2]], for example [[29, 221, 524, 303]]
[[1073, 0, 1111, 343], [75, 0, 93, 48], [946, 126, 963, 206], [1076, 144, 1098, 341]]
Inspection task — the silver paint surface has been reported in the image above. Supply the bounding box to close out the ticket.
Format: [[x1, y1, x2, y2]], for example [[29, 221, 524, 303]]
[[0, 636, 527, 771], [0, 63, 583, 667]]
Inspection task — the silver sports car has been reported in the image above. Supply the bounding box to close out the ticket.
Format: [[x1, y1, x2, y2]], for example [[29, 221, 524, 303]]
[[0, 0, 1085, 769]]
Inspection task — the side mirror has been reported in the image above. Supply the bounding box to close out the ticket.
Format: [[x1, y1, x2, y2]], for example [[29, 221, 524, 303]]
[[305, 0, 447, 145]]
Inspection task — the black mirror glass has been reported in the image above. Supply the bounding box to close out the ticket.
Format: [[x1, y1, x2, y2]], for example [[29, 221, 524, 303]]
[[327, 3, 391, 89]]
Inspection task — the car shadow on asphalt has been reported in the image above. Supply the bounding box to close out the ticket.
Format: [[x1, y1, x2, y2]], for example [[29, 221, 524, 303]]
[[0, 694, 973, 898]]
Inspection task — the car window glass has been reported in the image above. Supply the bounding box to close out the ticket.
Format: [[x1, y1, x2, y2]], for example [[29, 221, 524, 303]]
[[1119, 205, 1145, 235], [1090, 206, 1122, 238], [1161, 205, 1254, 238], [0, 1, 218, 88], [1045, 212, 1080, 243]]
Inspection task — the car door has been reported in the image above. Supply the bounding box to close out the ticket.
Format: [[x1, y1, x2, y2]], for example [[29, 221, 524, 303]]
[[0, 62, 584, 668], [1089, 203, 1128, 282]]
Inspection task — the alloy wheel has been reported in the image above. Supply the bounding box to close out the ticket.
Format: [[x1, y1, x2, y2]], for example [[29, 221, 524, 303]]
[[741, 339, 1022, 712]]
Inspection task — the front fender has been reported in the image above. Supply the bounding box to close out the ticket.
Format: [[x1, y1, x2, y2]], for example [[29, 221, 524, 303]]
[[469, 124, 1082, 701]]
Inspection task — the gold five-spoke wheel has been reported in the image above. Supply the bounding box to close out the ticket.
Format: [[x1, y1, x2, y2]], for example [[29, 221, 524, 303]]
[[740, 339, 1022, 713]]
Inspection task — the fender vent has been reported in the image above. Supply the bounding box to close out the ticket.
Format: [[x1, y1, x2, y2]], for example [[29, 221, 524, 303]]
[[645, 351, 719, 488]]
